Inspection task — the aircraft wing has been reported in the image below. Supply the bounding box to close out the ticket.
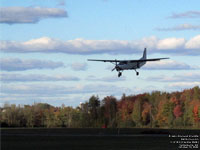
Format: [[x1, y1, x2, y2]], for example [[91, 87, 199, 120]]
[[88, 58, 169, 63], [129, 58, 169, 62], [87, 59, 122, 62]]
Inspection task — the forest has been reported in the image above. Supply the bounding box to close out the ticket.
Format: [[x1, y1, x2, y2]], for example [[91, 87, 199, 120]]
[[0, 86, 200, 129]]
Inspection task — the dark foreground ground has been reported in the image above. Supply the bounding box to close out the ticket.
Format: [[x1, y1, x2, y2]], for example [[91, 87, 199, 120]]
[[1, 128, 200, 150]]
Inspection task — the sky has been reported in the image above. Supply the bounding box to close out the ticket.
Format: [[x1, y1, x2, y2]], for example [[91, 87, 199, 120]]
[[0, 0, 200, 107]]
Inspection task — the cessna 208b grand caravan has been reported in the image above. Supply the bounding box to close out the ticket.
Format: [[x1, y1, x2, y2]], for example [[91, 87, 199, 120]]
[[88, 48, 169, 77]]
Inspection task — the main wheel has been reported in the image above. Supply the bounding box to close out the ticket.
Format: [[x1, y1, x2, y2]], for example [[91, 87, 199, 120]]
[[136, 72, 139, 76], [118, 72, 122, 77]]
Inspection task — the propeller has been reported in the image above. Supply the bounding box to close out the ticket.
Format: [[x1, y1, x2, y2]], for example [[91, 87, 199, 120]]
[[111, 64, 119, 71], [111, 67, 116, 71], [111, 61, 118, 72]]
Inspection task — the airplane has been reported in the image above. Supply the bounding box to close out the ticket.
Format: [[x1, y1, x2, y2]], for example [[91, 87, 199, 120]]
[[88, 48, 169, 77]]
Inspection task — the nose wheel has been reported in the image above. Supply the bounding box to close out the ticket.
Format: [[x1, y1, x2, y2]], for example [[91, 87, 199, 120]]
[[118, 72, 122, 77], [135, 70, 139, 76]]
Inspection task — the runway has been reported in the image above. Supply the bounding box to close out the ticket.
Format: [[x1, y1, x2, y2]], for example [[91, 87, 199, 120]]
[[2, 132, 168, 137], [1, 128, 199, 150]]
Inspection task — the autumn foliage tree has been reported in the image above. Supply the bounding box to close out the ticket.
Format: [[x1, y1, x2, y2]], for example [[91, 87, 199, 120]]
[[0, 86, 199, 129]]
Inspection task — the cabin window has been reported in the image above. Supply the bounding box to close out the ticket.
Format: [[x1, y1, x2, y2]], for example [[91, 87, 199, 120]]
[[119, 61, 127, 65]]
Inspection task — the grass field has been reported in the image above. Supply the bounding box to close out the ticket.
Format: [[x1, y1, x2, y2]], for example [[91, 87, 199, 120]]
[[1, 128, 199, 150]]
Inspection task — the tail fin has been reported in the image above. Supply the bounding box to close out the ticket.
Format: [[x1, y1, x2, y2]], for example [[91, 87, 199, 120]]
[[142, 48, 147, 60]]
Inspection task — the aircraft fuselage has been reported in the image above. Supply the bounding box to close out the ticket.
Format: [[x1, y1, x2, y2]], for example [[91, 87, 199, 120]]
[[117, 60, 146, 71]]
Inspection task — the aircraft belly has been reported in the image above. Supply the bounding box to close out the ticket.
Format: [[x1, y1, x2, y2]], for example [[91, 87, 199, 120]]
[[119, 64, 137, 70], [118, 62, 146, 70]]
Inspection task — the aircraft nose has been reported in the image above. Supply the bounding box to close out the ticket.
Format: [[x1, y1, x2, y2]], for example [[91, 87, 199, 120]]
[[116, 66, 121, 71]]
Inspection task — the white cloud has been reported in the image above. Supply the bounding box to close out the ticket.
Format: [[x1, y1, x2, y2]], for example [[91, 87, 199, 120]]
[[185, 35, 200, 49], [169, 11, 200, 19], [1, 35, 200, 55], [167, 82, 200, 90], [0, 80, 134, 107], [156, 23, 200, 31], [146, 73, 200, 82], [157, 38, 185, 50], [0, 37, 141, 54], [71, 62, 88, 71], [143, 60, 199, 70], [86, 75, 126, 82], [1, 83, 130, 97], [145, 73, 200, 91], [0, 73, 80, 82], [0, 82, 131, 106], [0, 7, 67, 24], [0, 58, 65, 71], [57, 0, 66, 6]]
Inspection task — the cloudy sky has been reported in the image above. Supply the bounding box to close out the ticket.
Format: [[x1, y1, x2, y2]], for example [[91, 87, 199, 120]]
[[0, 0, 200, 106]]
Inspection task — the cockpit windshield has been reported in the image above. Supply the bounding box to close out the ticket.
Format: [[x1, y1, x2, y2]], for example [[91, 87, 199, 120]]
[[119, 61, 128, 65]]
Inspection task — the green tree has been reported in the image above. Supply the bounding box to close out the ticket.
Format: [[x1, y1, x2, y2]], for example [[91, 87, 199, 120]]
[[193, 86, 200, 100], [102, 96, 117, 128], [161, 101, 174, 128], [24, 106, 34, 127], [79, 102, 91, 127], [88, 95, 100, 127], [44, 108, 56, 128], [131, 100, 142, 127]]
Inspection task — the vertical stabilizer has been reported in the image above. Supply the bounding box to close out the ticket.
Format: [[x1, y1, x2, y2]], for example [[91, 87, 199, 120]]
[[142, 48, 147, 60]]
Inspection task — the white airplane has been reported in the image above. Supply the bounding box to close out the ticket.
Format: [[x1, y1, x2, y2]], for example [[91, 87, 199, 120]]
[[88, 48, 169, 77]]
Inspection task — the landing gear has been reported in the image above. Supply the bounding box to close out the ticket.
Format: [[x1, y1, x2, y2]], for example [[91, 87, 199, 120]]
[[118, 72, 122, 77], [135, 70, 139, 76]]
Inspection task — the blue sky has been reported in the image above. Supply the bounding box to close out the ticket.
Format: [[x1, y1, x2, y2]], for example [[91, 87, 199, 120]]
[[0, 0, 200, 107]]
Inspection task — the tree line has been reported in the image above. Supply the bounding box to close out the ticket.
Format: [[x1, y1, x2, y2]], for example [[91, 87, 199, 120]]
[[0, 86, 200, 128]]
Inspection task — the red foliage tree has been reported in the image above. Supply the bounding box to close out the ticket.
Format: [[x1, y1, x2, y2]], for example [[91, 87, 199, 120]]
[[142, 102, 151, 123], [193, 105, 200, 122], [170, 97, 179, 105], [173, 105, 183, 118]]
